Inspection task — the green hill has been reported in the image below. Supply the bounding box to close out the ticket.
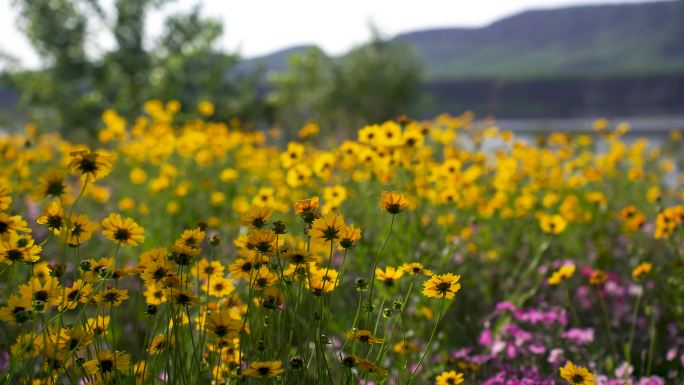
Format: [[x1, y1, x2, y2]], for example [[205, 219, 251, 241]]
[[393, 0, 684, 80]]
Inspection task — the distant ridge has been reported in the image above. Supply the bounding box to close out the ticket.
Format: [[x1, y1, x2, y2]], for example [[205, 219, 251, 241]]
[[245, 1, 684, 80], [394, 0, 684, 79]]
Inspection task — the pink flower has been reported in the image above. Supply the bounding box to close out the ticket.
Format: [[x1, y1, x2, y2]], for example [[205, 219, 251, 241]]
[[562, 327, 594, 345]]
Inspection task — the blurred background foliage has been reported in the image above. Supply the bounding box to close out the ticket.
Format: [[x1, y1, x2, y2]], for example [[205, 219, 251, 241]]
[[0, 0, 421, 139]]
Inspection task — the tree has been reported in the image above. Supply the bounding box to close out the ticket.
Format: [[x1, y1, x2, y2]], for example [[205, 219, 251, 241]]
[[4, 0, 267, 136], [269, 29, 422, 136]]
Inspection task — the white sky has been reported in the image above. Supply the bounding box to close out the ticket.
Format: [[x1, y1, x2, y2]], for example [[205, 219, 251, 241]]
[[0, 0, 659, 69]]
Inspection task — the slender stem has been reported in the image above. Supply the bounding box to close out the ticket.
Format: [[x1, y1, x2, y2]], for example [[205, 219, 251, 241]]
[[366, 214, 396, 327], [409, 297, 446, 382], [625, 292, 642, 363]]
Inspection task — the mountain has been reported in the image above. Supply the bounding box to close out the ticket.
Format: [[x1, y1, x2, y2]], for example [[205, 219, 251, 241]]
[[393, 0, 684, 80], [236, 45, 316, 76]]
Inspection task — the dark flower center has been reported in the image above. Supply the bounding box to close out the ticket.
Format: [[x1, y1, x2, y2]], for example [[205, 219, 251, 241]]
[[0, 221, 8, 234], [34, 290, 49, 302], [100, 358, 114, 372], [176, 293, 192, 305], [153, 268, 168, 280], [436, 282, 451, 294], [103, 292, 120, 302], [7, 249, 23, 261], [214, 325, 228, 337], [114, 228, 131, 241], [77, 158, 98, 174], [46, 181, 66, 196], [47, 215, 63, 230], [257, 367, 270, 376], [67, 289, 80, 301]]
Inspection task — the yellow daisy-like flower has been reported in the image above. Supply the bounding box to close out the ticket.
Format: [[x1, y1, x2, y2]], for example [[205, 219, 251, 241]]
[[241, 206, 272, 230], [338, 224, 361, 250], [82, 350, 130, 378], [35, 169, 70, 200], [18, 277, 62, 308], [539, 214, 567, 234], [66, 214, 98, 246], [0, 212, 31, 238], [247, 230, 276, 254], [36, 201, 65, 234], [632, 262, 652, 280], [202, 276, 235, 297], [59, 279, 93, 311], [401, 262, 433, 276], [436, 370, 464, 385], [0, 233, 41, 265], [205, 311, 242, 338], [243, 361, 285, 378], [294, 197, 320, 224], [375, 266, 404, 287], [380, 191, 410, 214], [311, 213, 346, 242], [548, 264, 576, 285], [559, 361, 596, 385], [101, 213, 145, 246], [422, 273, 462, 300], [345, 329, 384, 344], [176, 227, 206, 249], [68, 149, 115, 181], [94, 287, 129, 307], [0, 295, 32, 324]]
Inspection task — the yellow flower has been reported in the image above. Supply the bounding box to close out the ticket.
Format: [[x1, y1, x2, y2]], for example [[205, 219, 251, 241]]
[[548, 264, 576, 285], [345, 329, 384, 344], [101, 213, 145, 246], [36, 201, 65, 234], [0, 233, 41, 265], [68, 149, 115, 181], [241, 206, 272, 230], [311, 213, 346, 243], [338, 224, 361, 249], [559, 361, 596, 385], [380, 191, 410, 214], [294, 197, 320, 223], [82, 350, 130, 378], [393, 340, 419, 354], [375, 266, 404, 287], [35, 169, 70, 200], [632, 262, 652, 280], [247, 230, 276, 253], [252, 266, 279, 290], [95, 288, 129, 307], [539, 214, 567, 234], [243, 361, 285, 378], [59, 280, 93, 311], [0, 212, 31, 238], [436, 370, 464, 385], [589, 269, 607, 286], [198, 100, 215, 116], [401, 262, 433, 276], [205, 311, 242, 338], [422, 273, 461, 300], [148, 334, 174, 354], [202, 276, 235, 297], [66, 214, 98, 246], [18, 277, 62, 309], [0, 295, 32, 324], [129, 167, 148, 184]]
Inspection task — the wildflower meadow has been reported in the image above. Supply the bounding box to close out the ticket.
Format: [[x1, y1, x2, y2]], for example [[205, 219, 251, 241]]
[[1, 102, 683, 385]]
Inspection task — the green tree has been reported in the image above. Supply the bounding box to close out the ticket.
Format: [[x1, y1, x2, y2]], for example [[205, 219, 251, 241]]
[[4, 0, 267, 137], [270, 29, 422, 136]]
